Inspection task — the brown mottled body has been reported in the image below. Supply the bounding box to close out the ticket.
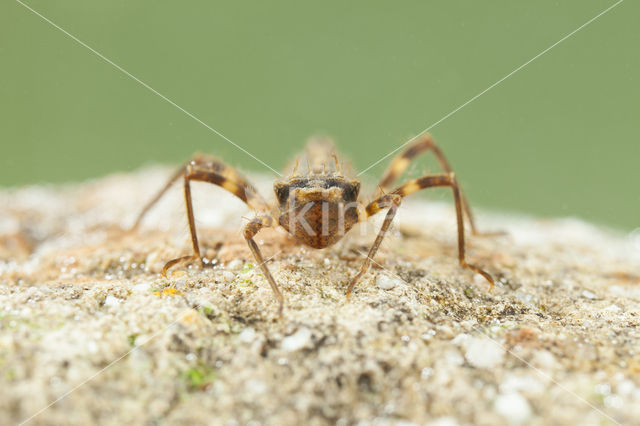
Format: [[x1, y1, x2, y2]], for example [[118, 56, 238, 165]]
[[275, 176, 360, 248], [132, 134, 499, 316]]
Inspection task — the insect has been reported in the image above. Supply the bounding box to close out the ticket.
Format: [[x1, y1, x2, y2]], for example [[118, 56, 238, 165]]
[[131, 134, 497, 315]]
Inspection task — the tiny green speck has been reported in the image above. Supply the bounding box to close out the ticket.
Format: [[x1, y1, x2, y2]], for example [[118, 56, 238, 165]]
[[182, 363, 217, 390], [127, 334, 138, 347], [240, 263, 255, 274]]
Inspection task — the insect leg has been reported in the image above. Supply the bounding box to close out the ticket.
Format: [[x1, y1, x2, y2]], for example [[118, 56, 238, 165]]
[[243, 215, 285, 317], [377, 134, 499, 236], [393, 173, 494, 286], [131, 154, 270, 232], [130, 165, 185, 232], [131, 154, 270, 275], [347, 172, 494, 299], [346, 194, 402, 299]]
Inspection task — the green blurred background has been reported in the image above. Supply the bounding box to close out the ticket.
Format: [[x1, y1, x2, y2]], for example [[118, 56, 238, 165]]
[[1, 0, 638, 230]]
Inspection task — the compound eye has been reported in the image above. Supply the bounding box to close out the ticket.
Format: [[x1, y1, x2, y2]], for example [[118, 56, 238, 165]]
[[274, 183, 289, 203], [343, 181, 360, 201]]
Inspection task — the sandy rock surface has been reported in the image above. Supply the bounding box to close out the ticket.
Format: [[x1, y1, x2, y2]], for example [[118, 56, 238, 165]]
[[1, 168, 639, 425]]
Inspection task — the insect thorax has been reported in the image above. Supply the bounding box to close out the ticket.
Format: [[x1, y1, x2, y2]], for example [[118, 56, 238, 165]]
[[274, 177, 360, 248]]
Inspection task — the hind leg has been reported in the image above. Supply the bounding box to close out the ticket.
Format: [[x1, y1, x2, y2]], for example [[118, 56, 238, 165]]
[[378, 134, 501, 236], [347, 172, 494, 299], [131, 154, 270, 274]]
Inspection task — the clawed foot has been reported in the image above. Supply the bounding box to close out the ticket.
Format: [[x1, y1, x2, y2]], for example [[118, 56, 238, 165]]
[[345, 270, 365, 301], [461, 261, 495, 290], [162, 255, 204, 278]]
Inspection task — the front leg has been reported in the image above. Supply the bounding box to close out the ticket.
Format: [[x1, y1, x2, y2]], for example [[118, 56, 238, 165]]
[[346, 194, 402, 300], [243, 215, 285, 317]]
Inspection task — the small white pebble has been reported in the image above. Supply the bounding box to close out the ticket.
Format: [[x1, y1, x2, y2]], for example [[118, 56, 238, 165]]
[[394, 421, 417, 426], [582, 290, 596, 299], [603, 304, 621, 313], [245, 378, 268, 394], [103, 295, 120, 307], [421, 367, 433, 379], [460, 319, 477, 328], [465, 337, 505, 369], [452, 333, 470, 346], [500, 374, 544, 395], [494, 392, 532, 424], [532, 350, 558, 370], [281, 327, 312, 352], [421, 329, 436, 341], [563, 279, 576, 291], [445, 350, 464, 366], [227, 259, 242, 270], [473, 274, 486, 285], [132, 283, 150, 293], [145, 251, 161, 267], [595, 383, 611, 395], [221, 270, 235, 282], [604, 395, 623, 409], [429, 417, 458, 426], [376, 274, 400, 290], [238, 327, 256, 343], [86, 340, 98, 354], [617, 379, 635, 396]]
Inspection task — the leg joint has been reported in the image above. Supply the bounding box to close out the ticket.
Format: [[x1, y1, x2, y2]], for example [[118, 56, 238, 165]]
[[243, 216, 273, 240]]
